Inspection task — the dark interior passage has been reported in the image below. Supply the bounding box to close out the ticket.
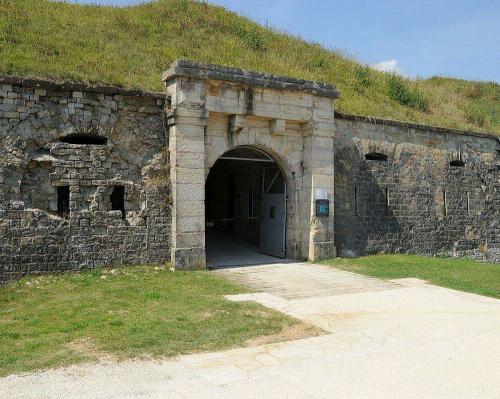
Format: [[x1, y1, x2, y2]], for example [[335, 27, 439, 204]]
[[205, 147, 286, 267]]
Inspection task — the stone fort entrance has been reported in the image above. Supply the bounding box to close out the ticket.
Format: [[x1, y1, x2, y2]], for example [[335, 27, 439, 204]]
[[1, 60, 498, 282], [205, 146, 287, 267], [165, 60, 339, 269]]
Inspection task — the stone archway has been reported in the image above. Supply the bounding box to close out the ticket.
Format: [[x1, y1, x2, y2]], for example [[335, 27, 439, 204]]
[[165, 61, 338, 269], [204, 146, 289, 268]]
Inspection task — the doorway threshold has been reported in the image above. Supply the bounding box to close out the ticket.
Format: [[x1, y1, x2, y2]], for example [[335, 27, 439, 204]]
[[206, 231, 292, 269]]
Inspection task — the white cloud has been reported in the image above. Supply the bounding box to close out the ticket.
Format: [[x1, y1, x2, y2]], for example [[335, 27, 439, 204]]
[[370, 59, 403, 75]]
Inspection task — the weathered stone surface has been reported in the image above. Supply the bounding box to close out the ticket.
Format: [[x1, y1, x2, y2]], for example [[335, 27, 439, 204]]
[[0, 79, 170, 283], [334, 116, 499, 263], [171, 247, 206, 270], [163, 60, 341, 99], [1, 60, 499, 283], [310, 241, 337, 261]]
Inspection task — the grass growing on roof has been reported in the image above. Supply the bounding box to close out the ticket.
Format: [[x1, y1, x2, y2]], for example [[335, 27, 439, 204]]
[[0, 0, 498, 135], [0, 265, 315, 376], [321, 255, 500, 299]]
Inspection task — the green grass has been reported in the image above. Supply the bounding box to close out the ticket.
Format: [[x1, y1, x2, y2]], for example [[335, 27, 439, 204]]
[[0, 0, 498, 135], [0, 265, 313, 376], [322, 255, 500, 299]]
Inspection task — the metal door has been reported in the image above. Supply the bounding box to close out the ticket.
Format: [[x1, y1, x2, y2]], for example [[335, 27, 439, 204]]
[[260, 167, 286, 258]]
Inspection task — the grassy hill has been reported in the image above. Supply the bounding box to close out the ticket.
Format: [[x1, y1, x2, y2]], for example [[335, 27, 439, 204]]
[[1, 0, 499, 135]]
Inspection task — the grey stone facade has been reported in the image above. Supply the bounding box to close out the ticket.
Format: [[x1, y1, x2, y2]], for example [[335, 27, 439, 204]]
[[1, 61, 499, 282], [333, 113, 500, 262]]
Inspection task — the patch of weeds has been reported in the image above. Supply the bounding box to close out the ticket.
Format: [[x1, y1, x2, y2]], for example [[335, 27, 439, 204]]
[[38, 42, 61, 57], [178, 0, 189, 12], [354, 66, 372, 92], [462, 104, 489, 128], [231, 20, 266, 51], [244, 29, 266, 51], [312, 55, 327, 70], [464, 83, 482, 99], [387, 74, 429, 112]]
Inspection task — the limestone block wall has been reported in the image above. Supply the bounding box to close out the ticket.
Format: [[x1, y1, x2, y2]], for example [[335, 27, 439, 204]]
[[334, 113, 500, 262], [0, 78, 171, 283]]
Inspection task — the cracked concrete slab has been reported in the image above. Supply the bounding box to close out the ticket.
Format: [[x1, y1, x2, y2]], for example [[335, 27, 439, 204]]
[[1, 263, 499, 398]]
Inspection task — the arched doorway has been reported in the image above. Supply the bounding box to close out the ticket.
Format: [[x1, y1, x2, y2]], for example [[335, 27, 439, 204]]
[[205, 146, 287, 268]]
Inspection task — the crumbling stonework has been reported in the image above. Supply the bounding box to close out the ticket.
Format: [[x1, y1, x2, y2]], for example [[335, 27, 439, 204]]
[[0, 78, 170, 282], [1, 61, 499, 282]]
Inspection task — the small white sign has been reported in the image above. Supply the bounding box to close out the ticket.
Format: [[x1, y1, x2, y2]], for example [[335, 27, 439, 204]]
[[316, 189, 328, 200]]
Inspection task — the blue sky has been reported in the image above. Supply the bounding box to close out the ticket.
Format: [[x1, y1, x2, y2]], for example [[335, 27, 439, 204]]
[[63, 0, 500, 82]]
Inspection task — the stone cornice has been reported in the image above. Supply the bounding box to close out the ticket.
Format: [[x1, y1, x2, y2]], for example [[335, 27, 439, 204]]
[[163, 60, 341, 99]]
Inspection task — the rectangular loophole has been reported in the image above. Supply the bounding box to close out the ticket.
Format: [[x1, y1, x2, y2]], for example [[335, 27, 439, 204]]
[[110, 186, 125, 218], [443, 190, 447, 217], [57, 186, 70, 218], [384, 188, 389, 213], [354, 186, 359, 217], [466, 191, 470, 216]]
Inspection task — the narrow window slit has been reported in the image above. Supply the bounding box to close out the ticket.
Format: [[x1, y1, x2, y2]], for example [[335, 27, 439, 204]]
[[443, 190, 447, 217], [60, 134, 107, 145], [110, 186, 125, 218], [57, 186, 70, 218], [365, 152, 388, 162], [354, 186, 359, 217], [384, 188, 389, 213], [450, 160, 465, 167], [466, 191, 470, 216]]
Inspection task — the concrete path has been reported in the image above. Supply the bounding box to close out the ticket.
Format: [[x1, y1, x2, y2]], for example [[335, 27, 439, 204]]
[[2, 263, 500, 398], [214, 262, 401, 299]]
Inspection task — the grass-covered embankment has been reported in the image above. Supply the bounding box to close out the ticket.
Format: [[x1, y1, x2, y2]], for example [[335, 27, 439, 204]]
[[0, 0, 498, 134]]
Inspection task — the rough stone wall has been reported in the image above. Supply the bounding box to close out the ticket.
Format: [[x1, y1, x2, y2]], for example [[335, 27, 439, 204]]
[[1, 63, 499, 283], [0, 79, 171, 283], [334, 114, 500, 262]]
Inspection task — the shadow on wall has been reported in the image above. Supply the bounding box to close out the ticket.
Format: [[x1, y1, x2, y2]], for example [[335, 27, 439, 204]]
[[334, 141, 493, 259]]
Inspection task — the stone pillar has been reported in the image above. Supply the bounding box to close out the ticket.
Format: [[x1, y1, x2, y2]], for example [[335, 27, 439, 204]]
[[167, 78, 207, 269], [301, 97, 337, 261]]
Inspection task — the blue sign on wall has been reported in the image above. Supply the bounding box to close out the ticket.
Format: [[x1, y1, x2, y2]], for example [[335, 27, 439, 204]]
[[315, 199, 330, 217]]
